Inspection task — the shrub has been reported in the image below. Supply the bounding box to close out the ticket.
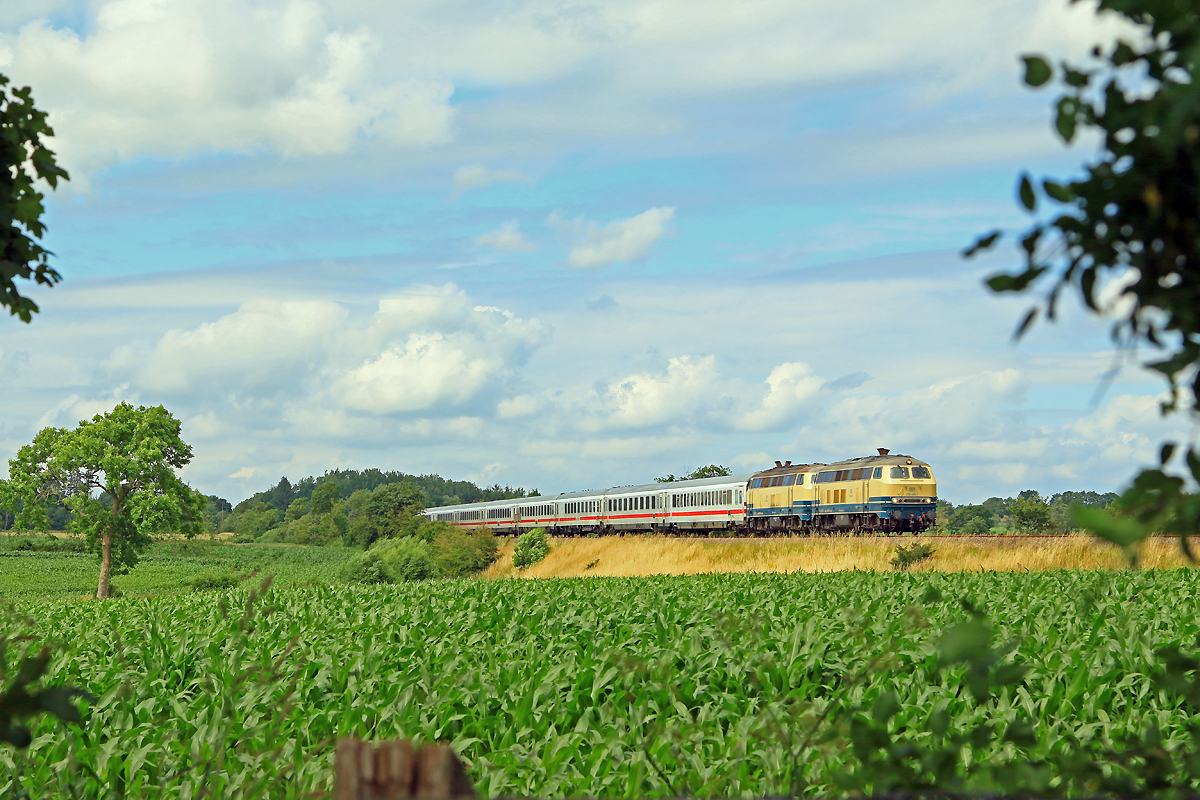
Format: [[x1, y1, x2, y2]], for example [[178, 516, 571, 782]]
[[188, 572, 240, 591], [376, 537, 440, 582], [432, 526, 499, 578], [891, 542, 936, 570], [3, 535, 87, 553], [337, 551, 392, 584], [513, 528, 550, 570]]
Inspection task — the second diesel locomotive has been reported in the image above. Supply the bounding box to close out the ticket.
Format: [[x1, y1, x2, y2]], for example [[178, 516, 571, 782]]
[[422, 449, 937, 535]]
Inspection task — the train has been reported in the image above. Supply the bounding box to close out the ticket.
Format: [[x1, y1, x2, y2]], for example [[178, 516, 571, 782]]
[[421, 449, 937, 536]]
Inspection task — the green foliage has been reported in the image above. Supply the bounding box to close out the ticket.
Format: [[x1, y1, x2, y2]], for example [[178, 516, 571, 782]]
[[1010, 493, 1053, 532], [969, 0, 1200, 553], [309, 481, 340, 514], [359, 481, 425, 544], [187, 572, 240, 591], [0, 73, 69, 323], [283, 498, 310, 523], [376, 537, 440, 582], [3, 403, 204, 599], [655, 465, 732, 482], [4, 571, 1200, 796], [203, 495, 231, 534], [890, 541, 935, 569], [512, 528, 550, 570], [431, 526, 499, 578], [336, 550, 392, 585], [227, 502, 281, 541]]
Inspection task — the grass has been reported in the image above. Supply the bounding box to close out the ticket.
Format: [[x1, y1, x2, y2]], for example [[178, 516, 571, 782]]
[[482, 533, 1194, 578], [0, 536, 357, 599]]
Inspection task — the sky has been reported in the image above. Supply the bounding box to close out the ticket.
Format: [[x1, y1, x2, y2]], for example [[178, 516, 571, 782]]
[[0, 0, 1187, 505]]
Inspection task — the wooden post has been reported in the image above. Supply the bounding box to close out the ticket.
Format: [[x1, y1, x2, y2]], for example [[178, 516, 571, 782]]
[[334, 738, 474, 800]]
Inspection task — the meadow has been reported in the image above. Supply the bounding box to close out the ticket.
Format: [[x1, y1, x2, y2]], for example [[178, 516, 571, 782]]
[[3, 568, 1200, 798], [0, 537, 356, 599]]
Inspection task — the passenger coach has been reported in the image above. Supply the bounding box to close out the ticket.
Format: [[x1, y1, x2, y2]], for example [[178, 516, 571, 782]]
[[423, 473, 750, 536]]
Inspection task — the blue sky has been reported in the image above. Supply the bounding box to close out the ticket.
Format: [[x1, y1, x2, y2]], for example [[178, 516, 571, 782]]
[[0, 0, 1183, 504]]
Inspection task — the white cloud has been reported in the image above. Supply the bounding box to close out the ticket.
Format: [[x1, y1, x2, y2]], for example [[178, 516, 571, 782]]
[[497, 394, 541, 419], [737, 362, 824, 431], [3, 0, 454, 178], [107, 299, 346, 397], [103, 284, 549, 417], [473, 220, 536, 251], [453, 163, 528, 191], [596, 354, 719, 428], [552, 206, 675, 268], [333, 333, 503, 414]]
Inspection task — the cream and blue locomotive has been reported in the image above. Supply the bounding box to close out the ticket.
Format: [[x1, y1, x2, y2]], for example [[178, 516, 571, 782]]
[[745, 449, 936, 533], [423, 448, 937, 535]]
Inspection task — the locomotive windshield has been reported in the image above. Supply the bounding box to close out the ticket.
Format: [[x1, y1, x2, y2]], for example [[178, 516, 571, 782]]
[[911, 466, 931, 479], [890, 466, 909, 479]]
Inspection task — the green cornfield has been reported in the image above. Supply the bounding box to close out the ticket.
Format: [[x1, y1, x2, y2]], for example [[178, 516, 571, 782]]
[[3, 569, 1200, 797]]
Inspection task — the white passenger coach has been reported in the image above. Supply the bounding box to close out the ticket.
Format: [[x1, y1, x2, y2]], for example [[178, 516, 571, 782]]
[[422, 474, 751, 535]]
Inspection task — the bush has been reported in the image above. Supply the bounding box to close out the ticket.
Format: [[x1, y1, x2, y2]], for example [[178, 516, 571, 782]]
[[338, 537, 440, 584], [2, 535, 87, 553], [188, 572, 240, 591], [376, 537, 440, 582], [432, 526, 499, 578], [891, 542, 936, 570], [513, 528, 550, 570], [337, 550, 392, 584]]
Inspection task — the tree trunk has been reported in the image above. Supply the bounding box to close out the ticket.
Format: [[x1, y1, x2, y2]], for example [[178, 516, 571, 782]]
[[97, 501, 118, 599]]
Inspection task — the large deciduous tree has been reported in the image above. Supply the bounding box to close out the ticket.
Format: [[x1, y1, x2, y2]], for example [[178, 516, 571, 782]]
[[1, 73, 68, 322], [967, 0, 1200, 557], [3, 403, 204, 598]]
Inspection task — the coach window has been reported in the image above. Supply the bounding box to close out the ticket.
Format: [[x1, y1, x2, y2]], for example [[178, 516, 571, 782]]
[[890, 466, 909, 479]]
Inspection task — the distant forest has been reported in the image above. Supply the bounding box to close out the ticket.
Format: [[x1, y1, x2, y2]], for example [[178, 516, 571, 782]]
[[203, 468, 538, 539]]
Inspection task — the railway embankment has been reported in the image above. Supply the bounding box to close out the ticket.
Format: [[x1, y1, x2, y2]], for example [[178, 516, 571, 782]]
[[481, 533, 1193, 578]]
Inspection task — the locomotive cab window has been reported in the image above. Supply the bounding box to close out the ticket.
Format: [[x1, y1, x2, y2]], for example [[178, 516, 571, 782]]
[[911, 466, 931, 479], [890, 466, 910, 479], [873, 467, 882, 479]]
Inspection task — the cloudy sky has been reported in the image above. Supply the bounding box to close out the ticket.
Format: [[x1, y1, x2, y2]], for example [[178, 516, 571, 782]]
[[0, 0, 1183, 505]]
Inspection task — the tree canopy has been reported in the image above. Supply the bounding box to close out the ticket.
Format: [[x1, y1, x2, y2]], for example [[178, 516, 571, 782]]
[[0, 73, 68, 322], [1, 403, 204, 598], [968, 0, 1200, 556], [655, 465, 733, 483]]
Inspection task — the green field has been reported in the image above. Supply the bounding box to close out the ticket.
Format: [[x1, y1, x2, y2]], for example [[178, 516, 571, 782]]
[[1, 569, 1199, 797], [0, 538, 356, 599]]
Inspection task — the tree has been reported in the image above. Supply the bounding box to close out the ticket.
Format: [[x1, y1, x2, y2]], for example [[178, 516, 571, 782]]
[[3, 403, 204, 598], [655, 465, 733, 482], [1011, 494, 1053, 533], [1, 74, 69, 322], [365, 481, 425, 541], [310, 480, 340, 514], [967, 0, 1200, 557]]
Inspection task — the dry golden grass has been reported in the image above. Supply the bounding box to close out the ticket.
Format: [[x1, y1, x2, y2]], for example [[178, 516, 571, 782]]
[[480, 534, 1195, 579]]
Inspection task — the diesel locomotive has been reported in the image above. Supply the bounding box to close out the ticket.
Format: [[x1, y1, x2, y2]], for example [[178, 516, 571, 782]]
[[421, 449, 937, 535]]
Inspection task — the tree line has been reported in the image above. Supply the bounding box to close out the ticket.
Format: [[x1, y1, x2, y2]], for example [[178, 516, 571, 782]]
[[206, 468, 537, 543], [937, 490, 1119, 535]]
